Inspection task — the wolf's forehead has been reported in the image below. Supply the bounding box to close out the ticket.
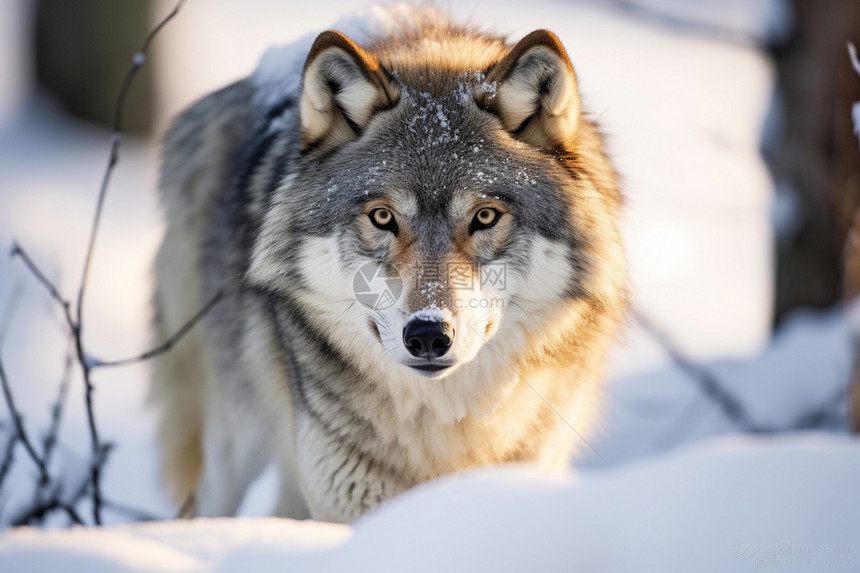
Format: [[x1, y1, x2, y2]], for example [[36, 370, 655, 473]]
[[367, 97, 548, 198], [377, 34, 506, 89]]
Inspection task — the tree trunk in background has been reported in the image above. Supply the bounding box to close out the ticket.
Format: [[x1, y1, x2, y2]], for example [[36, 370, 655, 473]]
[[35, 0, 154, 134], [771, 1, 860, 430], [771, 0, 860, 320]]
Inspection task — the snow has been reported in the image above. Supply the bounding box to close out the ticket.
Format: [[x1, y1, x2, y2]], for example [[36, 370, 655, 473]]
[[0, 517, 351, 572], [409, 309, 448, 323], [854, 103, 860, 150], [2, 436, 857, 572], [250, 4, 434, 109], [582, 306, 851, 469], [0, 0, 854, 570], [851, 44, 860, 150], [849, 42, 860, 75]]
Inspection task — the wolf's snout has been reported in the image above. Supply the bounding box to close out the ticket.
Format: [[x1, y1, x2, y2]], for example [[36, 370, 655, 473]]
[[403, 319, 454, 358]]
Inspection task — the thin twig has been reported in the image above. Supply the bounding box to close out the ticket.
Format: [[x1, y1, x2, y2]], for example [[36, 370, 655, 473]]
[[634, 309, 850, 435], [793, 384, 849, 430], [12, 495, 85, 527], [9, 243, 75, 332], [72, 0, 185, 526], [2, 0, 197, 528], [0, 356, 49, 484], [0, 432, 17, 493], [93, 291, 223, 369], [41, 337, 75, 469], [0, 283, 24, 348], [632, 309, 760, 431], [75, 0, 186, 328]]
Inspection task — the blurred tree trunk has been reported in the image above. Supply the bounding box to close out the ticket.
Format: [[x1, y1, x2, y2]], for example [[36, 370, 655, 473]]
[[771, 0, 860, 320], [35, 0, 155, 134], [771, 1, 860, 430]]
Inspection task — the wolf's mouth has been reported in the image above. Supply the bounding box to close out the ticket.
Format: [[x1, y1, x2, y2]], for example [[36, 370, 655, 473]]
[[409, 363, 452, 372]]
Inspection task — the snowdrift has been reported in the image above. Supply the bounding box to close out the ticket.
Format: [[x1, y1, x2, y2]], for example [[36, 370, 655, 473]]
[[2, 435, 857, 573]]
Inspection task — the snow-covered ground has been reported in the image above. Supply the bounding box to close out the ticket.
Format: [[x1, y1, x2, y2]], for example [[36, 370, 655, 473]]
[[3, 435, 858, 572], [0, 0, 855, 571]]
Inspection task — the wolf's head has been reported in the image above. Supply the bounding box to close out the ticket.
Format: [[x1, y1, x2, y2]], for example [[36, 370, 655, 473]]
[[249, 16, 624, 385]]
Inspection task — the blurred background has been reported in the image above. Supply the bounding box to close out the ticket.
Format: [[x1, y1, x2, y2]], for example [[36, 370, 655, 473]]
[[0, 0, 857, 526]]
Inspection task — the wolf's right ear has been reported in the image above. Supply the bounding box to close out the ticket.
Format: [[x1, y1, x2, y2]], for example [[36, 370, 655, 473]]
[[481, 30, 580, 150], [300, 31, 398, 151]]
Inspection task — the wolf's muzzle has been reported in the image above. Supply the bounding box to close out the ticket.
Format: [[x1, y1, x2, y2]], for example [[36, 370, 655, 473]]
[[403, 319, 455, 359]]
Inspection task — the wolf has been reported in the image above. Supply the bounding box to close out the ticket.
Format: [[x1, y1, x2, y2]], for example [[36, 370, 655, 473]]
[[150, 5, 626, 523]]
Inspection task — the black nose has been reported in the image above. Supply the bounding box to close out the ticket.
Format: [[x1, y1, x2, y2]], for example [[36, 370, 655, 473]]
[[403, 319, 454, 359]]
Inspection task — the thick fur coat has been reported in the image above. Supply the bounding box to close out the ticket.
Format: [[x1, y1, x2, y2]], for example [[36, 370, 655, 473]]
[[151, 5, 626, 523]]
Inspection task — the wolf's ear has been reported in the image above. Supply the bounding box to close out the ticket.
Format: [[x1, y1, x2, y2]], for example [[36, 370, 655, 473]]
[[482, 30, 580, 149], [300, 31, 398, 151]]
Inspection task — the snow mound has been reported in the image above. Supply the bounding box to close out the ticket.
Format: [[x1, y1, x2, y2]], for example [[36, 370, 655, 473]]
[[2, 435, 857, 572], [251, 3, 440, 109]]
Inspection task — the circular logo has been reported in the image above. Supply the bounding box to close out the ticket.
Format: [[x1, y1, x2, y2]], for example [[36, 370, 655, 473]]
[[352, 261, 403, 311]]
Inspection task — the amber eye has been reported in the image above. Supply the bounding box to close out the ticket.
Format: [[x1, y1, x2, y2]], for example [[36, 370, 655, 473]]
[[470, 208, 501, 233], [369, 208, 398, 235]]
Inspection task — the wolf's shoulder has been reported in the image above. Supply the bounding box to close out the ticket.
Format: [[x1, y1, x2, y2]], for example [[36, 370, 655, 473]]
[[164, 80, 255, 155]]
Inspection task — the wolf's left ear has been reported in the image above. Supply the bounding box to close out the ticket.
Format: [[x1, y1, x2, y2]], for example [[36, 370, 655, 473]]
[[300, 31, 398, 151], [482, 30, 580, 149]]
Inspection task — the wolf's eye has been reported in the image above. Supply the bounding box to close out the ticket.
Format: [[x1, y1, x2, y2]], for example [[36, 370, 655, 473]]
[[470, 208, 501, 233], [369, 208, 398, 235]]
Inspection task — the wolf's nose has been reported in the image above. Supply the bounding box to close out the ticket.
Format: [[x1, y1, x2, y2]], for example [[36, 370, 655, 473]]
[[403, 319, 454, 359]]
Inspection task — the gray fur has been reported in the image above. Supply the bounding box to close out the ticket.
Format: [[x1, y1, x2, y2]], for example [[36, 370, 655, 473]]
[[151, 6, 626, 523]]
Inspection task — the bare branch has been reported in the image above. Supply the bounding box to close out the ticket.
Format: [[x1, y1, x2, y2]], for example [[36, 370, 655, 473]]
[[94, 291, 223, 369], [635, 309, 850, 436], [41, 338, 75, 468], [12, 495, 85, 527], [793, 384, 849, 430], [78, 367, 102, 524], [0, 282, 24, 348], [74, 0, 186, 526], [0, 432, 17, 492], [9, 243, 75, 332], [0, 356, 49, 484], [632, 309, 760, 431], [2, 0, 188, 528], [75, 0, 186, 333]]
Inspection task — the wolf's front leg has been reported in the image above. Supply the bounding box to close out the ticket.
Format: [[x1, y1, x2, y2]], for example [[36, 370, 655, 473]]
[[192, 390, 271, 517], [272, 445, 311, 519]]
